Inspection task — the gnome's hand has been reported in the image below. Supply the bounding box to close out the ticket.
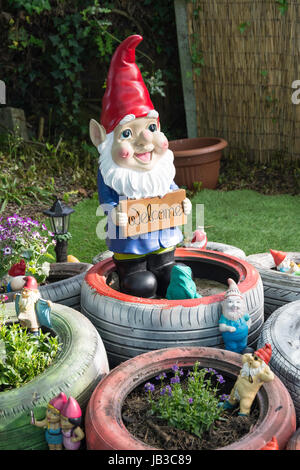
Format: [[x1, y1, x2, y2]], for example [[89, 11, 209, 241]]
[[183, 198, 192, 216], [111, 208, 128, 227]]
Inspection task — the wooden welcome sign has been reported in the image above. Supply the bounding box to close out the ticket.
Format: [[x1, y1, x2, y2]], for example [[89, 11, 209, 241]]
[[118, 189, 187, 237]]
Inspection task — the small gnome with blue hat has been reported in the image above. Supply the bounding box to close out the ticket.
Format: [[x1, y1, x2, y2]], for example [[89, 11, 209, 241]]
[[166, 264, 202, 300], [219, 278, 251, 354]]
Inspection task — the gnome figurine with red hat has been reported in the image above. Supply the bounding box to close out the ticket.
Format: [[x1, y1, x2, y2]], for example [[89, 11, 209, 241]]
[[270, 249, 300, 275], [14, 276, 52, 335], [60, 397, 85, 450], [32, 392, 67, 450], [219, 278, 252, 354], [220, 343, 275, 416], [90, 35, 192, 298]]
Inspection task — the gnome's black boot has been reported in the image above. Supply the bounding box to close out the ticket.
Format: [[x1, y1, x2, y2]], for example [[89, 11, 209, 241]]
[[113, 256, 157, 298], [147, 249, 176, 298]]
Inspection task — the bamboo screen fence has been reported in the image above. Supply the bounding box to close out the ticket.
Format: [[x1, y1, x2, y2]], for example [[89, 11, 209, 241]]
[[185, 0, 300, 162]]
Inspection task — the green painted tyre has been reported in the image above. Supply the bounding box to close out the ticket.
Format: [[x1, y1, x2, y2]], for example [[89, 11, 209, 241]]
[[0, 302, 109, 450]]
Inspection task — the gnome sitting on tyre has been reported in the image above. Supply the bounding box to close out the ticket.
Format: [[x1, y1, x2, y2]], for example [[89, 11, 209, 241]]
[[90, 35, 192, 298]]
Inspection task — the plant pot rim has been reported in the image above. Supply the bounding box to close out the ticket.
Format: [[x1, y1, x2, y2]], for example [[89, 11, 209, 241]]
[[86, 346, 296, 450], [169, 137, 228, 157], [84, 248, 260, 307]]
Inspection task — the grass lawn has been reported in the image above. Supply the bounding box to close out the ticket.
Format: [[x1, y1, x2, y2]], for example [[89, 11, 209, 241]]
[[63, 189, 300, 263]]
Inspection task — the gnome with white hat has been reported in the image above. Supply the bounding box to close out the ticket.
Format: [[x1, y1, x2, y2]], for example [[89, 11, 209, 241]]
[[90, 35, 192, 298], [219, 278, 252, 354]]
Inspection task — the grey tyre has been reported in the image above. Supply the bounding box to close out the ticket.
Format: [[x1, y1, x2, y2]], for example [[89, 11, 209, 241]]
[[246, 252, 300, 318], [6, 262, 92, 312], [81, 249, 264, 367], [257, 300, 300, 426], [0, 302, 109, 450]]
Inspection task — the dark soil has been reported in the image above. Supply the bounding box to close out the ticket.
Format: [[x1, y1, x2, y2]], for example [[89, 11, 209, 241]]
[[122, 377, 259, 450]]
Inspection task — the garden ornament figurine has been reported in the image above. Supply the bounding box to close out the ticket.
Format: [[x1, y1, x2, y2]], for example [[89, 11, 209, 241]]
[[32, 392, 67, 450], [60, 397, 85, 450], [166, 264, 202, 300], [5, 259, 26, 292], [219, 278, 252, 354], [89, 35, 192, 298], [220, 343, 274, 416], [270, 249, 300, 275], [184, 226, 207, 249], [14, 276, 52, 335]]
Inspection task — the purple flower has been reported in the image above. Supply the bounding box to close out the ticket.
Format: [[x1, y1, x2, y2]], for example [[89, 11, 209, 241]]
[[205, 367, 217, 374], [172, 364, 179, 372], [170, 376, 180, 384], [216, 374, 225, 384], [155, 372, 167, 381], [219, 394, 229, 401], [144, 382, 155, 392], [188, 398, 193, 404], [160, 388, 166, 395], [165, 385, 172, 396], [3, 246, 12, 255]]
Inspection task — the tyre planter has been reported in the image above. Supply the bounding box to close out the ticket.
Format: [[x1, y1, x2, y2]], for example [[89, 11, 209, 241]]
[[246, 252, 300, 319], [85, 347, 296, 450], [81, 248, 264, 367], [286, 428, 300, 450], [5, 262, 92, 312], [257, 300, 300, 426], [0, 302, 109, 450], [168, 137, 228, 189]]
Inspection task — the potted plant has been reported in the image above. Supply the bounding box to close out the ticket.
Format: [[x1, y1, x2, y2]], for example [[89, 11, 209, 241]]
[[0, 214, 91, 310], [85, 346, 296, 450], [0, 300, 109, 450], [168, 137, 228, 190]]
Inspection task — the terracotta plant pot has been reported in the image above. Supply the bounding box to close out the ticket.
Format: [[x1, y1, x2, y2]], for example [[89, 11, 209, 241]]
[[169, 137, 228, 190], [85, 347, 296, 450]]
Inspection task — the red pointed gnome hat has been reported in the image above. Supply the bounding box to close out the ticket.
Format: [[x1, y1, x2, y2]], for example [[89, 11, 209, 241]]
[[8, 259, 26, 277], [61, 396, 82, 419], [100, 35, 155, 134], [261, 436, 279, 450], [23, 276, 38, 290], [254, 343, 272, 365], [270, 249, 287, 266], [49, 392, 67, 412]]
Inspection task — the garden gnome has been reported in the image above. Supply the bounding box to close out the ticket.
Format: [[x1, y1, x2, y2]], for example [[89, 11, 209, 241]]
[[166, 264, 202, 300], [219, 278, 251, 354], [269, 249, 300, 274], [32, 392, 67, 450], [261, 436, 279, 450], [14, 276, 52, 335], [90, 35, 192, 298], [220, 343, 275, 416], [60, 397, 85, 450], [6, 259, 26, 292]]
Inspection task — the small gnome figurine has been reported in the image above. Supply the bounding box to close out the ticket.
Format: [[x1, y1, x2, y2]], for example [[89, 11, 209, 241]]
[[220, 344, 275, 416], [184, 227, 207, 249], [60, 397, 85, 450], [6, 259, 26, 292], [219, 278, 251, 354], [166, 264, 202, 300], [32, 392, 67, 450], [270, 249, 300, 275], [14, 276, 52, 335]]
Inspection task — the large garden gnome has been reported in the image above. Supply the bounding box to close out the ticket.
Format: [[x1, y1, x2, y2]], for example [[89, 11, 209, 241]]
[[220, 343, 274, 416], [90, 35, 191, 298], [219, 278, 252, 354]]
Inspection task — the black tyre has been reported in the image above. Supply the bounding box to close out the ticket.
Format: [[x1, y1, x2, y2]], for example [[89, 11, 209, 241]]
[[257, 300, 300, 426], [246, 252, 300, 318], [0, 302, 109, 450]]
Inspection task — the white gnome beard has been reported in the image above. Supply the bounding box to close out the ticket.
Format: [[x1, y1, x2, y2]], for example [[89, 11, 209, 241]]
[[98, 131, 176, 200], [19, 290, 40, 309], [240, 361, 265, 378]]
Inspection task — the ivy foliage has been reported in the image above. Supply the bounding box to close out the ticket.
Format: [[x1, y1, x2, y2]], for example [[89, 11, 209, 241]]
[[1, 0, 180, 141]]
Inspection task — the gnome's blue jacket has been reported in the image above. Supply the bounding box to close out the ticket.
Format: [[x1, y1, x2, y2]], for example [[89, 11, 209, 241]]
[[97, 169, 183, 255]]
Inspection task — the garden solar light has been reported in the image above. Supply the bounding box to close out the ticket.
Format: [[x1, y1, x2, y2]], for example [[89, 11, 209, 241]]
[[43, 198, 74, 262]]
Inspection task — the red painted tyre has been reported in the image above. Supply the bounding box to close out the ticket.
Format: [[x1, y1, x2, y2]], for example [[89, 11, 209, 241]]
[[85, 347, 296, 450], [81, 248, 264, 367], [286, 428, 300, 450]]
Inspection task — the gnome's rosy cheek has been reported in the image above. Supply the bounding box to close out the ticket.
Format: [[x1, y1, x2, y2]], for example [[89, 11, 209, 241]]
[[153, 132, 169, 154], [112, 141, 134, 165]]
